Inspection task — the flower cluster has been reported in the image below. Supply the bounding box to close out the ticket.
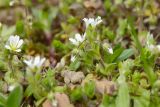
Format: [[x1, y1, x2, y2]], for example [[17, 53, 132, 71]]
[[5, 35, 46, 71], [68, 16, 113, 62], [69, 16, 102, 46], [83, 16, 102, 28]]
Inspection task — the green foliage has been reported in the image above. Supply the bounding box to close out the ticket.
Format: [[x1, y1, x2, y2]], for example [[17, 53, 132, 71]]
[[100, 95, 115, 107], [0, 93, 6, 106], [140, 49, 157, 85], [117, 48, 134, 61], [70, 87, 83, 102], [0, 0, 160, 106], [83, 80, 95, 98], [52, 40, 67, 52], [102, 27, 116, 41], [6, 86, 23, 107], [116, 74, 130, 107], [16, 20, 24, 35], [117, 19, 128, 36], [69, 59, 81, 71], [109, 45, 123, 63], [133, 88, 150, 107]]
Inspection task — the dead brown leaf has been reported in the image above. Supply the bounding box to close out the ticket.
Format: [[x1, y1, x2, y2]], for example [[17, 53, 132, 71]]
[[95, 79, 117, 95], [61, 70, 85, 84], [69, 3, 85, 17], [83, 0, 102, 9], [46, 0, 59, 5], [0, 7, 26, 25], [55, 93, 74, 107], [42, 99, 53, 107]]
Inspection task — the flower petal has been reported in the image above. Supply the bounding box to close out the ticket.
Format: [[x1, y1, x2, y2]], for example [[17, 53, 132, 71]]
[[15, 49, 21, 52], [75, 33, 83, 42], [108, 47, 113, 54], [69, 38, 78, 46], [24, 60, 32, 67], [5, 45, 11, 50], [17, 39, 24, 48], [39, 58, 46, 67], [34, 56, 41, 67], [71, 55, 76, 62]]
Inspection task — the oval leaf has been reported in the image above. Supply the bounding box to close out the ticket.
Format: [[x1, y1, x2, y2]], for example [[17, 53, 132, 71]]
[[6, 85, 23, 107]]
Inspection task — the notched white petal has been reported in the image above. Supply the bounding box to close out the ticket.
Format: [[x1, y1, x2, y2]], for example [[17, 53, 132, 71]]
[[17, 39, 24, 48]]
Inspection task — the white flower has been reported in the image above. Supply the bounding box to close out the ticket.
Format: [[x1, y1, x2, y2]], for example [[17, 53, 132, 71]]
[[108, 47, 113, 54], [55, 58, 65, 68], [148, 44, 160, 53], [71, 55, 76, 62], [69, 33, 86, 46], [146, 32, 160, 53], [8, 85, 15, 91], [24, 56, 46, 70], [102, 43, 113, 54], [83, 16, 102, 28], [9, 1, 15, 6], [5, 35, 24, 52]]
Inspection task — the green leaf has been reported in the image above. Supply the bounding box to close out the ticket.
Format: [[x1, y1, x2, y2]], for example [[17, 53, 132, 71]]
[[103, 27, 115, 41], [69, 59, 81, 71], [0, 93, 7, 106], [117, 19, 128, 36], [116, 75, 130, 107], [67, 16, 78, 24], [52, 40, 66, 51], [100, 95, 115, 107], [54, 86, 67, 93], [128, 19, 142, 51], [98, 63, 116, 76], [140, 49, 157, 85], [104, 0, 112, 11], [83, 81, 95, 98], [0, 0, 10, 6], [24, 85, 33, 97], [70, 87, 82, 102], [6, 85, 23, 107], [1, 26, 15, 39], [109, 45, 123, 62], [117, 48, 134, 61], [134, 89, 150, 107], [16, 20, 24, 34], [143, 64, 156, 85]]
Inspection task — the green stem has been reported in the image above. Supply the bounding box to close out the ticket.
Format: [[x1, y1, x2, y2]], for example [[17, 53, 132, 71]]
[[8, 54, 15, 78]]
